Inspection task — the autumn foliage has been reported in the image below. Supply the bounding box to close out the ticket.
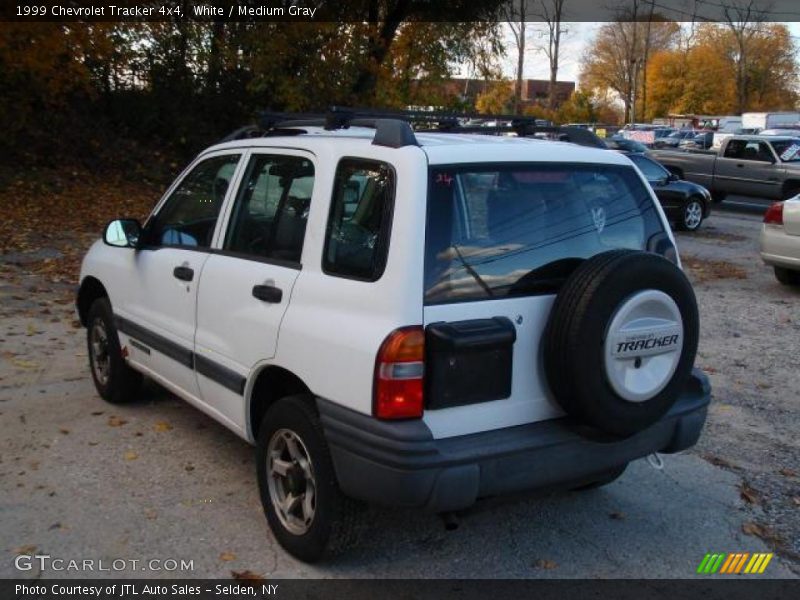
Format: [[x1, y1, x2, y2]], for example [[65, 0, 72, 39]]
[[582, 21, 799, 122]]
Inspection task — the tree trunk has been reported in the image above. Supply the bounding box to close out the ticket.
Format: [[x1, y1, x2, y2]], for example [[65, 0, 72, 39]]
[[515, 19, 526, 114], [350, 0, 410, 103]]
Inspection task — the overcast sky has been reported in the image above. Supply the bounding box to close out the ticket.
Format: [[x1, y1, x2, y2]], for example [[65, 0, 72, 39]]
[[490, 22, 800, 87]]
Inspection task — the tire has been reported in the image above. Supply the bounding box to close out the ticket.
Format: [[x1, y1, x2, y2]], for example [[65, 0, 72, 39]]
[[87, 298, 142, 404], [572, 464, 628, 491], [677, 198, 704, 231], [543, 250, 699, 437], [256, 396, 360, 562], [774, 266, 800, 286]]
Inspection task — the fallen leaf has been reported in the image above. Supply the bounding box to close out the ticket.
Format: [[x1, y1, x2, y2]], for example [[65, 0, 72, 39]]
[[90, 411, 104, 416], [742, 522, 763, 537], [14, 545, 37, 555], [703, 454, 736, 470], [743, 522, 783, 544], [59, 428, 70, 435], [739, 483, 759, 505], [108, 416, 127, 427], [231, 570, 264, 581], [792, 496, 800, 507], [123, 451, 138, 461], [779, 468, 797, 478], [609, 511, 625, 520], [153, 421, 173, 432], [533, 559, 558, 570], [10, 357, 38, 369], [144, 508, 158, 520], [220, 552, 236, 562], [185, 464, 195, 472]]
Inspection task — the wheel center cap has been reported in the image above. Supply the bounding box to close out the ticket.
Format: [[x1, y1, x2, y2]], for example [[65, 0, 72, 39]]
[[604, 290, 684, 403]]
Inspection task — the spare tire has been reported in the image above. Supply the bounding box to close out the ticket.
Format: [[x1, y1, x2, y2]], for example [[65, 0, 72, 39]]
[[543, 250, 698, 437]]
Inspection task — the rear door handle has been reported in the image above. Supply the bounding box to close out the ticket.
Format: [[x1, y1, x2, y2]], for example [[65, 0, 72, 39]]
[[736, 163, 745, 168], [173, 266, 194, 282], [252, 284, 282, 303]]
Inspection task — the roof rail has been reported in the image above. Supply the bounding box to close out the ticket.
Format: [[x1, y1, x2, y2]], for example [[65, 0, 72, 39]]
[[222, 107, 607, 149]]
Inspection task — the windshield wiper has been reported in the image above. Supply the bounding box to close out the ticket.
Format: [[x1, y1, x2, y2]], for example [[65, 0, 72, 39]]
[[453, 244, 494, 298]]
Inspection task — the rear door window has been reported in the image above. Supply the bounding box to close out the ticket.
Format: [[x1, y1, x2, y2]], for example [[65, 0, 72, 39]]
[[224, 154, 314, 264], [424, 163, 664, 304]]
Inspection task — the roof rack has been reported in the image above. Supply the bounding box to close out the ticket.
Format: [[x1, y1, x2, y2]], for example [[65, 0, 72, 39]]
[[221, 106, 607, 149]]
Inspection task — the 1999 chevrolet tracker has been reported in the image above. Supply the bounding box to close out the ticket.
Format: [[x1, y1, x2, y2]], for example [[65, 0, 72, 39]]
[[77, 109, 710, 562]]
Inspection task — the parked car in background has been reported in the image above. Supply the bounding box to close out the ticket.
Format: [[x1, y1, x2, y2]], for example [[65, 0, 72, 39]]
[[652, 128, 675, 145], [654, 130, 696, 149], [605, 136, 650, 153], [651, 135, 800, 202], [712, 127, 763, 149], [742, 112, 800, 131], [760, 128, 800, 136], [760, 198, 800, 285], [679, 131, 714, 150], [627, 153, 711, 231]]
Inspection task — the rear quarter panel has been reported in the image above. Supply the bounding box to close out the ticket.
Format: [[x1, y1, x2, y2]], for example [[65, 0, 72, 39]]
[[271, 144, 430, 416]]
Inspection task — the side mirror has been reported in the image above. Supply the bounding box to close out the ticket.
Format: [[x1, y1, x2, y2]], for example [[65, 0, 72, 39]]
[[667, 172, 680, 182], [103, 219, 142, 248]]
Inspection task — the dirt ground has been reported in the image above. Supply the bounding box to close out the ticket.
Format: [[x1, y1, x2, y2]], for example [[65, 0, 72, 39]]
[[674, 210, 800, 566], [0, 199, 798, 578]]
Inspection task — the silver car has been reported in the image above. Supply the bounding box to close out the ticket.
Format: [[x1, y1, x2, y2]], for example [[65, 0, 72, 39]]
[[760, 197, 800, 285]]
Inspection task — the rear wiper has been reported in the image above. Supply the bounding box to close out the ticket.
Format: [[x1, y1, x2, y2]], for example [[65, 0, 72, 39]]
[[453, 244, 494, 298]]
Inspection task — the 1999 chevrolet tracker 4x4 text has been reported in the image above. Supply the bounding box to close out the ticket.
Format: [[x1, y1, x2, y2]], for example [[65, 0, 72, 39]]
[[77, 109, 710, 562]]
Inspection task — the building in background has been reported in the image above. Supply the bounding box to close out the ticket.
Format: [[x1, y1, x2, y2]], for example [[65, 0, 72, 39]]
[[441, 78, 576, 110]]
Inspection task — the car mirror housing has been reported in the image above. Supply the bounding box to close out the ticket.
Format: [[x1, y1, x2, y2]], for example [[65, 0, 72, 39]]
[[103, 219, 142, 248]]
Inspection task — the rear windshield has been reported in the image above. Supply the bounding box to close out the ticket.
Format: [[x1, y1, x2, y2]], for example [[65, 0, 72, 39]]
[[424, 163, 664, 304]]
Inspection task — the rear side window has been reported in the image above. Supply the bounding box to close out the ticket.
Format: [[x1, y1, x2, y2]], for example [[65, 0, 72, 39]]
[[323, 159, 395, 280], [424, 163, 664, 304]]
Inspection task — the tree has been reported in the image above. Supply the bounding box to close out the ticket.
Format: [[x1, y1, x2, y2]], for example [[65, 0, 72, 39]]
[[644, 23, 799, 118], [476, 81, 515, 113], [721, 0, 770, 113], [580, 11, 679, 122], [533, 0, 568, 111], [503, 0, 531, 114], [556, 90, 596, 123]]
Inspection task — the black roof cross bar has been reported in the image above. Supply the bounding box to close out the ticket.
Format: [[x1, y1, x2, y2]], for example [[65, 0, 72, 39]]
[[221, 107, 607, 149]]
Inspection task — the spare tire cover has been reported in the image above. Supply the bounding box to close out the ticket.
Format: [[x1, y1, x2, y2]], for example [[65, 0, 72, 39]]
[[543, 250, 698, 437]]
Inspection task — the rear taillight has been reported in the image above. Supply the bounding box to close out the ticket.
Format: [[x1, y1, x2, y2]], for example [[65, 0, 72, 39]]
[[764, 202, 784, 225], [374, 326, 424, 419]]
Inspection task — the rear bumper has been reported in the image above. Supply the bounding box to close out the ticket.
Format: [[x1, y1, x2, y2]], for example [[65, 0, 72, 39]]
[[760, 224, 800, 269], [318, 369, 710, 513]]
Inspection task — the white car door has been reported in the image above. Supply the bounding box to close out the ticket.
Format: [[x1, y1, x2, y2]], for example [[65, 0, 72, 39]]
[[193, 150, 315, 432], [115, 152, 243, 401]]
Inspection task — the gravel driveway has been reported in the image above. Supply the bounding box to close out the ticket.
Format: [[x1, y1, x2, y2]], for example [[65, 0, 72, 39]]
[[0, 208, 797, 579]]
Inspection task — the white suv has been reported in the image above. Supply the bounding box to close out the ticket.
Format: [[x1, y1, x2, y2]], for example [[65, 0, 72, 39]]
[[77, 111, 710, 562]]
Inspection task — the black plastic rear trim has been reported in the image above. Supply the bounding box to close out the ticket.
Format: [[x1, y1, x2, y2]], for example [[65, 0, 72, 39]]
[[195, 355, 246, 395]]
